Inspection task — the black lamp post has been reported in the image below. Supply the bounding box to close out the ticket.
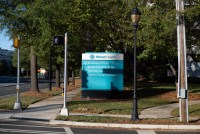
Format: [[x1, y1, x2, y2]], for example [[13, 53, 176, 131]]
[[131, 7, 141, 120], [49, 46, 52, 91]]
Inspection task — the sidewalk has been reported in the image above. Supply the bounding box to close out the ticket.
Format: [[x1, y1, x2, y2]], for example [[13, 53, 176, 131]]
[[140, 101, 200, 119], [0, 87, 200, 130], [11, 88, 80, 121]]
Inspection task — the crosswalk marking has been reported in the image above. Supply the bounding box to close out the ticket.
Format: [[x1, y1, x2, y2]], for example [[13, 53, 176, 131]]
[[64, 127, 74, 134], [0, 123, 63, 129], [0, 128, 67, 134], [137, 130, 156, 134]]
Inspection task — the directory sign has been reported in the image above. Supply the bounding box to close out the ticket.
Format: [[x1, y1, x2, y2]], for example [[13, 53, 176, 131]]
[[82, 52, 123, 91]]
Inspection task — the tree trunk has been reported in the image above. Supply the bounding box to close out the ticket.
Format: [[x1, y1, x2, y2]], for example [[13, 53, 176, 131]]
[[168, 63, 178, 92], [30, 47, 39, 92], [26, 70, 29, 77], [72, 70, 75, 85], [55, 65, 60, 88]]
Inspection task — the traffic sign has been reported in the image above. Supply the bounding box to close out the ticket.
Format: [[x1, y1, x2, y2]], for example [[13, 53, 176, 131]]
[[53, 36, 64, 45]]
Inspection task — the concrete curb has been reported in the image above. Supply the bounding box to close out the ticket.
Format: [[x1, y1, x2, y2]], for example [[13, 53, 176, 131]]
[[50, 120, 200, 130]]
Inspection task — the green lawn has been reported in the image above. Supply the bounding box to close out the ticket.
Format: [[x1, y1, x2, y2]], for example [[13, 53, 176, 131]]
[[0, 88, 62, 110], [68, 81, 178, 115], [171, 103, 200, 117], [67, 81, 199, 116], [68, 97, 175, 115], [57, 82, 200, 124], [188, 84, 200, 93]]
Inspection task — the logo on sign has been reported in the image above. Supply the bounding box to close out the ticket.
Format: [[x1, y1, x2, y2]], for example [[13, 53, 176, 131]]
[[90, 54, 95, 60]]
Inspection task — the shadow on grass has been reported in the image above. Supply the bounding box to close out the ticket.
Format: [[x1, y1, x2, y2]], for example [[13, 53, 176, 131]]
[[99, 108, 125, 114], [137, 87, 175, 98], [123, 81, 177, 99], [67, 82, 177, 114], [188, 84, 200, 93], [67, 100, 131, 109], [68, 100, 132, 115], [190, 118, 200, 123]]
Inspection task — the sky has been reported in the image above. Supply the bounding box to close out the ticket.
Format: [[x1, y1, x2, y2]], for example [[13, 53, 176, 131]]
[[0, 30, 14, 50]]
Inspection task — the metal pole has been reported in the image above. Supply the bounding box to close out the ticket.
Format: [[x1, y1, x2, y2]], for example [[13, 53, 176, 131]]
[[176, 0, 188, 123], [131, 25, 139, 120], [60, 33, 69, 116], [14, 47, 21, 110], [49, 47, 52, 91], [72, 71, 75, 85], [63, 33, 67, 109]]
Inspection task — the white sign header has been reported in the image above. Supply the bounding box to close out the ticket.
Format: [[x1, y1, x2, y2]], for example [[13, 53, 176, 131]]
[[82, 53, 123, 60]]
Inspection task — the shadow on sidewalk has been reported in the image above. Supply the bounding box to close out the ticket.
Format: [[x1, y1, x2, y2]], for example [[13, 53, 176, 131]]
[[24, 104, 63, 112]]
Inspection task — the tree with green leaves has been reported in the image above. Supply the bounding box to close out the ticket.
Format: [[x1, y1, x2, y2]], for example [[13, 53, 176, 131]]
[[1, 0, 200, 82], [0, 0, 39, 91]]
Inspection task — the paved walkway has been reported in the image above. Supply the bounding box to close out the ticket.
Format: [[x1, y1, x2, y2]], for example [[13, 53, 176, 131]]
[[140, 101, 200, 119], [10, 88, 80, 121]]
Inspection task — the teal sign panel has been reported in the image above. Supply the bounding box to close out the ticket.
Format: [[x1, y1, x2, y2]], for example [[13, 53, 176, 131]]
[[82, 52, 123, 91]]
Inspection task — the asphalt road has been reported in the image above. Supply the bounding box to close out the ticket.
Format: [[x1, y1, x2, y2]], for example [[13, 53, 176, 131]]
[[0, 120, 67, 134], [0, 83, 52, 97], [0, 76, 53, 97], [0, 76, 33, 83], [0, 120, 199, 134]]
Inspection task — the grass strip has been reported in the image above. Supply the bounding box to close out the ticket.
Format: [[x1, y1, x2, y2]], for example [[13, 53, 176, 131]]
[[56, 115, 200, 125], [67, 97, 175, 115]]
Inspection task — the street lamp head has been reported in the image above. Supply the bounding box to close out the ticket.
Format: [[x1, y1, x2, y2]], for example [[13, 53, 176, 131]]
[[131, 7, 141, 26]]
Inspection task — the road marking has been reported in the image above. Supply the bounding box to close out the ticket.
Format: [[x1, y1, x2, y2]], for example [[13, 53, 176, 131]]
[[64, 127, 74, 134], [0, 123, 63, 129], [0, 94, 16, 98], [0, 128, 67, 134], [137, 130, 156, 134]]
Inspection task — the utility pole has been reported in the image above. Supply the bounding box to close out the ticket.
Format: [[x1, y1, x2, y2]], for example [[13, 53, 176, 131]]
[[176, 0, 189, 123]]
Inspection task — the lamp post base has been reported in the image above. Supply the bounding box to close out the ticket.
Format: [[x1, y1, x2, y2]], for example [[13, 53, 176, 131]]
[[131, 115, 139, 120], [60, 108, 69, 116], [131, 94, 139, 121], [14, 102, 21, 110]]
